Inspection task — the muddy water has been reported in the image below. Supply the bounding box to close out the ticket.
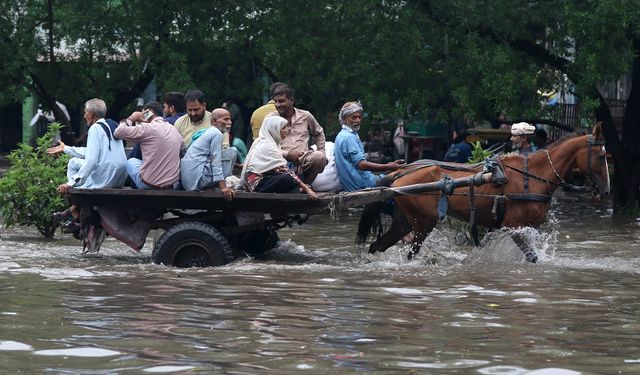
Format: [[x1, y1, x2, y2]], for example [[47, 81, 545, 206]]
[[0, 191, 639, 374]]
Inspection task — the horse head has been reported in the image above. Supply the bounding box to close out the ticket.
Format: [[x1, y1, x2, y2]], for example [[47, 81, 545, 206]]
[[574, 122, 610, 198]]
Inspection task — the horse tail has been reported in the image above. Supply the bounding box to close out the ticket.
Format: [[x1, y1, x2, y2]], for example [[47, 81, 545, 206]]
[[356, 175, 394, 245]]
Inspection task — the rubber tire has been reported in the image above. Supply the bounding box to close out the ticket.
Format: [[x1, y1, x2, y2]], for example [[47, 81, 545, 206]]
[[152, 222, 235, 268]]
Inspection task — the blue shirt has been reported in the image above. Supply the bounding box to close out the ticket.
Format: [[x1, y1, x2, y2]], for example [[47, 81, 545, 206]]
[[64, 119, 127, 188], [443, 142, 472, 163], [334, 128, 378, 191], [180, 127, 225, 191]]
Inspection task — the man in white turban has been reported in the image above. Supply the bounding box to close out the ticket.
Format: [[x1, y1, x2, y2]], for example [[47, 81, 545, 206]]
[[510, 122, 536, 155], [334, 101, 404, 191]]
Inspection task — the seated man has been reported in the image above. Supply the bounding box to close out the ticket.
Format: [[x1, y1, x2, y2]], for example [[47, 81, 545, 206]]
[[510, 122, 536, 155], [334, 101, 403, 192], [180, 108, 236, 199], [48, 98, 128, 222], [114, 102, 184, 190], [271, 83, 327, 184]]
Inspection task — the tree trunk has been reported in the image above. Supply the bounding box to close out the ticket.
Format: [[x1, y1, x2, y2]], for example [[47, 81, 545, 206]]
[[106, 69, 155, 120]]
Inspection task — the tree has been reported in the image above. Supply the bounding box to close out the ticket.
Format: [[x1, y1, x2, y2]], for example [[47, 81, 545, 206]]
[[414, 0, 640, 210]]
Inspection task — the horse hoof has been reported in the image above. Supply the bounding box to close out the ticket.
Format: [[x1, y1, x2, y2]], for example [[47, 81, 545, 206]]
[[524, 250, 538, 263]]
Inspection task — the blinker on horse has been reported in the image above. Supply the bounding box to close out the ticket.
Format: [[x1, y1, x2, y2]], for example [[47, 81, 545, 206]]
[[357, 122, 610, 263]]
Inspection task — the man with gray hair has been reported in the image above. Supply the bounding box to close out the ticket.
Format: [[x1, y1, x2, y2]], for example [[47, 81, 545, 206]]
[[334, 101, 404, 191], [48, 98, 128, 194], [47, 98, 128, 223]]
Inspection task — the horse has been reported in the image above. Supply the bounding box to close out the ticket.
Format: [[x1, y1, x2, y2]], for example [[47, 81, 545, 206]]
[[356, 122, 610, 262]]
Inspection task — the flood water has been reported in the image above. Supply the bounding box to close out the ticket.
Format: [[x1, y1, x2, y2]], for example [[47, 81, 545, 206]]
[[1, 191, 639, 374]]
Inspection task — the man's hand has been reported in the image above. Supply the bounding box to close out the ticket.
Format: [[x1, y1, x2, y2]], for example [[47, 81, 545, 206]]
[[385, 159, 406, 171], [47, 141, 66, 156], [57, 183, 71, 194], [127, 111, 144, 123], [286, 150, 304, 164], [220, 186, 235, 201]]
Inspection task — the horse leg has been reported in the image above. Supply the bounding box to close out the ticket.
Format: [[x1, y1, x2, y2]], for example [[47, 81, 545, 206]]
[[407, 219, 437, 262], [368, 209, 412, 254], [510, 232, 539, 263]]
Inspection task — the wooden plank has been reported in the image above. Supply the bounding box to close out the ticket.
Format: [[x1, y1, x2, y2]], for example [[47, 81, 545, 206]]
[[65, 187, 392, 215]]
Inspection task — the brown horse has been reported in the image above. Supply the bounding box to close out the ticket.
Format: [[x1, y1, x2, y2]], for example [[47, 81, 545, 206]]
[[357, 123, 610, 262]]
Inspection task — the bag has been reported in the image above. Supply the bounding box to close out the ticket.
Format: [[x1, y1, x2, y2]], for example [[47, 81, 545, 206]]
[[311, 141, 342, 192]]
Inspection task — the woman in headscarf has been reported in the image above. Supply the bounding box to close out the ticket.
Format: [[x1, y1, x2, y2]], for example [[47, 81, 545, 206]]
[[241, 116, 318, 199]]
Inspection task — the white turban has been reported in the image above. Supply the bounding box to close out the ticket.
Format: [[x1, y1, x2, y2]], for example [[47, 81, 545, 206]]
[[511, 122, 536, 135], [338, 101, 363, 126]]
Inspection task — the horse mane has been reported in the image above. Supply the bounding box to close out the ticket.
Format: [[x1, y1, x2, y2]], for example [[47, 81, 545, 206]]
[[546, 130, 586, 151]]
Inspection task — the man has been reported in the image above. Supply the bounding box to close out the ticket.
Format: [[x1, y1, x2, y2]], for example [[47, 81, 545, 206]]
[[180, 108, 236, 199], [334, 101, 404, 191], [128, 92, 187, 160], [47, 98, 128, 225], [114, 102, 184, 189], [271, 83, 327, 184], [174, 89, 211, 146], [510, 122, 536, 155], [162, 91, 186, 125], [443, 131, 472, 163], [250, 82, 284, 139], [49, 98, 128, 194], [534, 127, 548, 150]]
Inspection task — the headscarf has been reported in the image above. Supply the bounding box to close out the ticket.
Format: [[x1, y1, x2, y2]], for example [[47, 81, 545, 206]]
[[338, 101, 363, 132], [511, 122, 536, 135], [241, 116, 289, 182]]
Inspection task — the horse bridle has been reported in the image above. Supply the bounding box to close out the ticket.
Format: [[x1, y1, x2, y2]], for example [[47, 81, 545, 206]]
[[585, 135, 607, 187], [504, 135, 605, 194]]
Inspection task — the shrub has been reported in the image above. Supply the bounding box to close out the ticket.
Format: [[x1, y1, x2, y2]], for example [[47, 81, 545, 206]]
[[0, 123, 69, 237], [468, 140, 493, 163]]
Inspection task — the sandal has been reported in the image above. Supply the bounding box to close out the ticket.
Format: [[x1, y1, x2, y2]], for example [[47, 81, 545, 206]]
[[52, 209, 74, 223], [61, 220, 81, 234]]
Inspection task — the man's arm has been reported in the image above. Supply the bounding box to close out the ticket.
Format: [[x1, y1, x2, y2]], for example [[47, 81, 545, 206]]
[[114, 120, 147, 141], [308, 114, 326, 154], [70, 126, 101, 186], [357, 159, 403, 172], [208, 131, 225, 184]]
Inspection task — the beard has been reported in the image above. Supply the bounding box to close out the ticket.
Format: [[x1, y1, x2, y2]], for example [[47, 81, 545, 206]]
[[189, 113, 205, 122]]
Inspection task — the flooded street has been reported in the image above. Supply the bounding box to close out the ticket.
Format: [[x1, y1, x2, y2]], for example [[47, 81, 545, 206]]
[[1, 191, 639, 374]]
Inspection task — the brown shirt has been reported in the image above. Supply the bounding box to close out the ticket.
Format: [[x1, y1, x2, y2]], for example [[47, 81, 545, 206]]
[[271, 108, 326, 158]]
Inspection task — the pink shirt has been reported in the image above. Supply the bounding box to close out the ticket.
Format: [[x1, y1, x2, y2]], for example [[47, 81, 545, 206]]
[[114, 117, 184, 187]]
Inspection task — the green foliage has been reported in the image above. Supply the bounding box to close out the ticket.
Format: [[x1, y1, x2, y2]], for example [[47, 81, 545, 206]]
[[468, 141, 493, 163], [0, 123, 69, 238]]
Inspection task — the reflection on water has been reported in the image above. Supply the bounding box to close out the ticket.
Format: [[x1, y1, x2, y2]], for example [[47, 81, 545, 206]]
[[0, 191, 639, 374]]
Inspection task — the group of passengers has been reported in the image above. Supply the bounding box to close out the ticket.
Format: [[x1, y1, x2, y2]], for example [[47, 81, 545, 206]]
[[50, 83, 406, 227]]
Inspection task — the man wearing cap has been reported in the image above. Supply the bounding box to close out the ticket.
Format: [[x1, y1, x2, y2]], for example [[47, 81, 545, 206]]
[[510, 122, 536, 155], [334, 101, 404, 192]]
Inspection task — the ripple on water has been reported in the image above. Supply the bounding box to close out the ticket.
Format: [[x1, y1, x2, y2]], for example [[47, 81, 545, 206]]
[[143, 365, 196, 373], [34, 347, 121, 357], [0, 340, 32, 351], [523, 369, 581, 375], [478, 366, 528, 375], [390, 359, 490, 369]]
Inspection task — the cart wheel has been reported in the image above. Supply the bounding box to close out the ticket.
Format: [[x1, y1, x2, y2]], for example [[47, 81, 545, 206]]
[[152, 222, 235, 267], [238, 227, 280, 255]]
